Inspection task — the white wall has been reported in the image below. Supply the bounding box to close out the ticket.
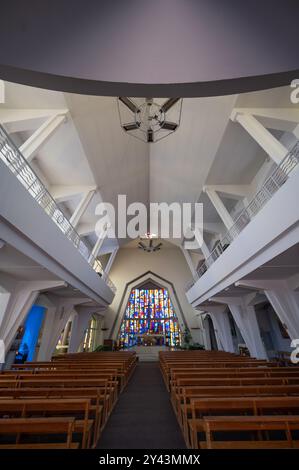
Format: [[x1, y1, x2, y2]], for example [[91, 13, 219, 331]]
[[103, 244, 201, 343]]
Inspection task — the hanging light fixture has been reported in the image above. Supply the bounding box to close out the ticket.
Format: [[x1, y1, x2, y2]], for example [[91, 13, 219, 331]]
[[117, 97, 182, 143], [138, 232, 163, 252]]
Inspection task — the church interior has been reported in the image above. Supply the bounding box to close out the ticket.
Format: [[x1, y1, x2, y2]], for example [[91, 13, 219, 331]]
[[0, 0, 299, 453]]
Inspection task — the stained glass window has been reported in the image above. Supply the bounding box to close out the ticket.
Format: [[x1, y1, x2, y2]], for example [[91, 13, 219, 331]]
[[118, 288, 182, 349]]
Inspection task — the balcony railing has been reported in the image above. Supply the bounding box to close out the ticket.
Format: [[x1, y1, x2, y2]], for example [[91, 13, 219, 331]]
[[0, 125, 116, 294], [187, 140, 299, 290]]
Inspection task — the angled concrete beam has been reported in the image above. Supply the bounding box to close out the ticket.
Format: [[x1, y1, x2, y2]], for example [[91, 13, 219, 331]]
[[105, 248, 119, 275], [180, 247, 197, 278], [200, 241, 211, 262], [232, 107, 299, 132], [0, 109, 68, 125], [203, 187, 234, 230], [77, 222, 96, 237], [205, 185, 251, 200], [19, 113, 68, 162], [231, 111, 289, 165], [50, 185, 96, 203], [69, 190, 95, 228], [1, 109, 68, 136], [203, 222, 223, 235], [89, 227, 108, 261]]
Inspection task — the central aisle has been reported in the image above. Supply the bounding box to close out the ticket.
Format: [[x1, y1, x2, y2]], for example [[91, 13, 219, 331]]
[[97, 362, 186, 449]]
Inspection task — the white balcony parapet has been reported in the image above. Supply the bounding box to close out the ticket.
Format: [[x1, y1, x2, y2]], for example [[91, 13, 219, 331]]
[[186, 141, 299, 291], [0, 125, 116, 294]]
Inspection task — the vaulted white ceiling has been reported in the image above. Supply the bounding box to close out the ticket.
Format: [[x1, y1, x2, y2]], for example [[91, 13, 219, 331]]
[[1, 81, 294, 257]]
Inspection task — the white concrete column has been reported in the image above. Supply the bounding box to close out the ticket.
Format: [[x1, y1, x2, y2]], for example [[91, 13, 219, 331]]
[[68, 305, 99, 353], [210, 295, 267, 359], [229, 303, 267, 359], [61, 319, 72, 347], [236, 279, 299, 340], [265, 289, 299, 340], [94, 316, 104, 348], [36, 304, 60, 361], [70, 190, 95, 228], [231, 112, 289, 165], [200, 314, 212, 350], [37, 295, 90, 360], [204, 187, 234, 230], [0, 277, 65, 355], [208, 306, 235, 353]]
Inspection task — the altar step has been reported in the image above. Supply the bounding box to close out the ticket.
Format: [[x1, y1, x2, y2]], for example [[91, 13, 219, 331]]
[[132, 345, 168, 362]]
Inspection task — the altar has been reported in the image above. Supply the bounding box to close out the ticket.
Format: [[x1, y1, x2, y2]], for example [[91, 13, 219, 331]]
[[132, 344, 168, 362], [136, 333, 165, 347]]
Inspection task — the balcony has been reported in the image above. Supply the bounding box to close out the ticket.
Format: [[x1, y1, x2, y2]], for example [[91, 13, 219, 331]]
[[0, 124, 116, 295], [186, 141, 299, 295]]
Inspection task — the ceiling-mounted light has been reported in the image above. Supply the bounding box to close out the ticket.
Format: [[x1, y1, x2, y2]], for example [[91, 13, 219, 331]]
[[118, 97, 182, 143], [118, 96, 139, 113], [123, 122, 140, 131], [138, 233, 162, 252], [160, 97, 181, 113]]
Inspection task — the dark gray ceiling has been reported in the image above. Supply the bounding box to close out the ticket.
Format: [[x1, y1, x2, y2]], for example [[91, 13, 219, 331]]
[[0, 0, 298, 96]]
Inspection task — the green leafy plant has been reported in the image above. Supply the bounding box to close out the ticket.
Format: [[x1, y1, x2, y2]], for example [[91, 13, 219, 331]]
[[93, 344, 112, 352], [180, 327, 205, 350]]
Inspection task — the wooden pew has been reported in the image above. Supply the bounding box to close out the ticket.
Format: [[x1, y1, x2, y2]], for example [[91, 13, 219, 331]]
[[12, 362, 130, 390], [0, 378, 113, 427], [162, 360, 277, 390], [0, 398, 93, 448], [160, 350, 299, 449], [195, 415, 299, 449], [0, 387, 104, 441], [1, 374, 119, 408], [0, 417, 78, 449], [175, 385, 299, 423], [177, 384, 299, 443], [188, 396, 299, 448], [0, 351, 137, 448]]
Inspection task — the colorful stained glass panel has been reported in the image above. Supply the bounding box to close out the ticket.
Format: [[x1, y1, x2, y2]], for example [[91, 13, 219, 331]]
[[118, 288, 182, 349]]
